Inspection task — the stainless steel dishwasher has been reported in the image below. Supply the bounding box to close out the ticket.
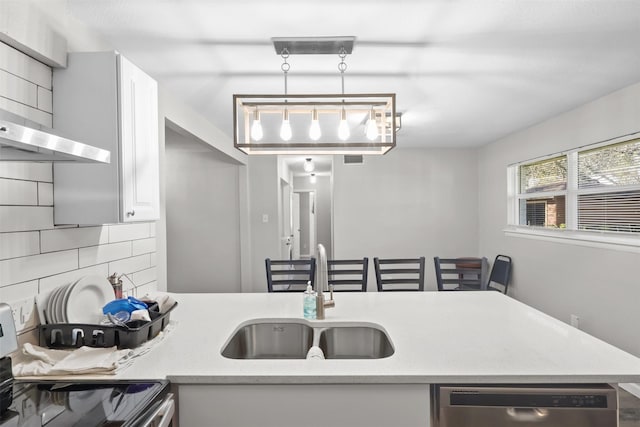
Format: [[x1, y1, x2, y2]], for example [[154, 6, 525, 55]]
[[432, 384, 618, 427]]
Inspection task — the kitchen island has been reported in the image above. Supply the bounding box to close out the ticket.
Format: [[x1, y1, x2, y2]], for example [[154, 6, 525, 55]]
[[109, 291, 640, 426]]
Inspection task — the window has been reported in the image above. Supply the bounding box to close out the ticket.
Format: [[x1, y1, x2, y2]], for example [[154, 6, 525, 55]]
[[507, 134, 640, 247], [577, 139, 640, 233], [517, 156, 567, 229]]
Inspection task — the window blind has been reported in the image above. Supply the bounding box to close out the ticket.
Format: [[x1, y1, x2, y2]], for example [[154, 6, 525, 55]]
[[578, 190, 640, 233]]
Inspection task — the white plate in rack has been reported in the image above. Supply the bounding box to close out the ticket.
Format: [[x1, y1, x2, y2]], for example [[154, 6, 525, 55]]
[[46, 286, 65, 324], [58, 278, 80, 323], [65, 275, 114, 324]]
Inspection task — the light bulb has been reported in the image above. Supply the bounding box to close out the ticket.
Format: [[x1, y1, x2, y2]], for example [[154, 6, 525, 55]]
[[309, 110, 321, 141], [309, 173, 317, 184], [280, 109, 292, 141], [250, 111, 263, 141], [365, 110, 378, 141], [338, 108, 350, 141], [303, 158, 315, 172]]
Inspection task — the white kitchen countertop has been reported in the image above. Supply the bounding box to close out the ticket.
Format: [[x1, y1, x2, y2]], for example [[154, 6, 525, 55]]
[[90, 291, 640, 385]]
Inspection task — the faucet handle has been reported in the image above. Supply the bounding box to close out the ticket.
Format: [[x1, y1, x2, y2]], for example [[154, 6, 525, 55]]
[[325, 285, 336, 308]]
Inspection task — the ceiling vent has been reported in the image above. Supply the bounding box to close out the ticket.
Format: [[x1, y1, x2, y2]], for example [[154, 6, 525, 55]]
[[343, 154, 364, 165]]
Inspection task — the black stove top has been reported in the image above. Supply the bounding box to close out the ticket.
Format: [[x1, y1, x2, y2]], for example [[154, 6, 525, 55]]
[[0, 378, 169, 427]]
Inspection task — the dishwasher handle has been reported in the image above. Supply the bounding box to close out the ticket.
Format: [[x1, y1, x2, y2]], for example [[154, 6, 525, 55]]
[[506, 407, 550, 422], [138, 392, 175, 427]]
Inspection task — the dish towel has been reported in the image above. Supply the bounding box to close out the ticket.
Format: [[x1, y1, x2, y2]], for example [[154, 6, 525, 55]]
[[13, 320, 177, 377], [142, 291, 177, 313]]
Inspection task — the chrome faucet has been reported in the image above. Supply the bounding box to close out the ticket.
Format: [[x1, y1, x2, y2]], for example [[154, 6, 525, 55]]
[[315, 244, 335, 319]]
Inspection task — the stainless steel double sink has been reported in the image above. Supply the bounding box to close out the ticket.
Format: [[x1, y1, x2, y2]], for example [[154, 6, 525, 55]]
[[221, 320, 394, 360]]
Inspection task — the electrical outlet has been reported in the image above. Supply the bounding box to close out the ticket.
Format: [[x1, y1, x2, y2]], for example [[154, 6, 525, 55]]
[[570, 314, 580, 329], [9, 297, 37, 332], [262, 214, 269, 223]]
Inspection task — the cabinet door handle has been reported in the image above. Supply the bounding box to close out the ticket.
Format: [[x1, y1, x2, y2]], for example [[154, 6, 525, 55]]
[[127, 210, 136, 217]]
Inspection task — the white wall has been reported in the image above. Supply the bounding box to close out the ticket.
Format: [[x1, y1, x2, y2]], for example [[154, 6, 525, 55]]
[[247, 156, 280, 292], [157, 91, 250, 295], [478, 81, 640, 356], [165, 128, 242, 292], [333, 149, 479, 291]]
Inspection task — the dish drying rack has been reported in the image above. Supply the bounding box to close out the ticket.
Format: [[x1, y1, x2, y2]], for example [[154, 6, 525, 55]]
[[38, 301, 177, 349]]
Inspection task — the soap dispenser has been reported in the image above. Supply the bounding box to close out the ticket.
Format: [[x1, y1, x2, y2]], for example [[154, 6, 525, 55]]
[[303, 282, 317, 319]]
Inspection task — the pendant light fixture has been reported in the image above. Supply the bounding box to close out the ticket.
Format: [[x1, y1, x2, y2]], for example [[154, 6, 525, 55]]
[[365, 108, 379, 140], [303, 157, 315, 172], [250, 109, 263, 141], [309, 173, 317, 184], [233, 36, 397, 155], [280, 108, 292, 141], [309, 109, 321, 140]]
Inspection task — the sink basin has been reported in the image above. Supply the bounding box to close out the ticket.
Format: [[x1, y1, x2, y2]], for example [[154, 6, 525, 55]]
[[318, 326, 394, 359], [221, 321, 314, 359]]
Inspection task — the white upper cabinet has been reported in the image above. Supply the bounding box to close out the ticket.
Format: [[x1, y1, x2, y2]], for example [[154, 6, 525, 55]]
[[53, 52, 159, 224]]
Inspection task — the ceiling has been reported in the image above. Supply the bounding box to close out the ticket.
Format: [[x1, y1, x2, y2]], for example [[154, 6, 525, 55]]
[[56, 1, 640, 150]]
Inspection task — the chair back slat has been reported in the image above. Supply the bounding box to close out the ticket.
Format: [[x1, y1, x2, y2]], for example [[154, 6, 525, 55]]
[[327, 258, 368, 292], [374, 257, 425, 291], [266, 258, 316, 292]]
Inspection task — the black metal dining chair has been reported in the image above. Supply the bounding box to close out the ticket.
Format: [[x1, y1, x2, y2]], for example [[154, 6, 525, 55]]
[[265, 258, 316, 292], [374, 257, 425, 291], [328, 258, 369, 292], [485, 255, 512, 294]]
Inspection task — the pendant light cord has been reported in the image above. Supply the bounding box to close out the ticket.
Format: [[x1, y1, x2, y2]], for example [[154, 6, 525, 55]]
[[281, 48, 290, 95], [338, 47, 347, 95]]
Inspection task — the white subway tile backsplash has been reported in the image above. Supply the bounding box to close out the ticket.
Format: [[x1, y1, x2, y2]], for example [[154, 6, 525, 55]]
[[41, 226, 108, 253], [37, 182, 53, 206], [39, 263, 109, 293], [0, 280, 38, 302], [134, 281, 158, 298], [0, 41, 52, 89], [0, 162, 52, 182], [0, 95, 52, 127], [79, 241, 131, 268], [132, 266, 156, 286], [0, 206, 53, 232], [0, 231, 39, 260], [0, 249, 77, 287], [121, 274, 136, 296], [108, 223, 151, 243], [132, 237, 156, 256], [0, 69, 37, 107], [36, 86, 52, 113], [0, 178, 37, 205], [109, 254, 150, 276]]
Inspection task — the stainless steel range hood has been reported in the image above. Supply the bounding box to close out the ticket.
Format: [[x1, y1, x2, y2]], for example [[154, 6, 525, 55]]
[[0, 110, 110, 163]]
